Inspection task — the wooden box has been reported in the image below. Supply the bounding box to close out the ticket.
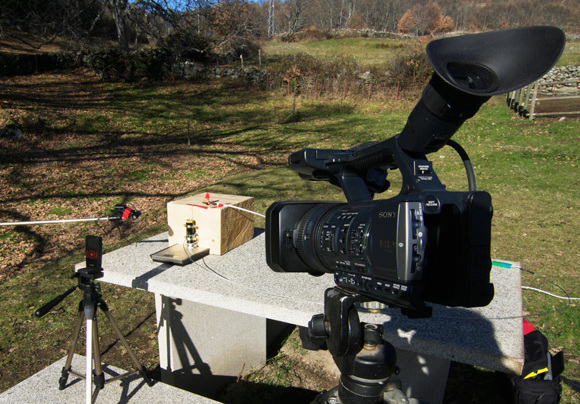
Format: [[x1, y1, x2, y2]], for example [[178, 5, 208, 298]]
[[167, 193, 254, 255]]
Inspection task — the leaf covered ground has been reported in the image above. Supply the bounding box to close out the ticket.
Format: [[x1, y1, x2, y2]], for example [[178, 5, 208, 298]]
[[1, 68, 579, 403], [0, 69, 290, 280]]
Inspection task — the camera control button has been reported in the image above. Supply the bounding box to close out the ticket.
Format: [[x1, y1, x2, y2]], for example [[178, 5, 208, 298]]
[[283, 230, 293, 246], [424, 196, 440, 213]]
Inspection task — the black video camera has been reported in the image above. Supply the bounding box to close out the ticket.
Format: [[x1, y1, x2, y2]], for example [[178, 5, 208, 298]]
[[266, 27, 565, 318]]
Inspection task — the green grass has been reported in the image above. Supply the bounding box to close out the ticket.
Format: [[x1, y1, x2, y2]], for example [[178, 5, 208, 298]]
[[202, 97, 580, 403], [558, 39, 580, 66], [262, 34, 580, 69], [262, 37, 417, 66], [1, 66, 579, 402], [48, 207, 73, 216]]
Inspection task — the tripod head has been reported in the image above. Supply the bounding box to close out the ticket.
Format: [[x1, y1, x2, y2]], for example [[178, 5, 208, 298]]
[[35, 236, 104, 318], [34, 268, 104, 318], [303, 288, 414, 404]]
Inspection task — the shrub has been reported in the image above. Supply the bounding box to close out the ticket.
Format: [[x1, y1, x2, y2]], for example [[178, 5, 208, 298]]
[[388, 50, 432, 86], [270, 53, 322, 77], [295, 27, 334, 42], [279, 32, 297, 43]]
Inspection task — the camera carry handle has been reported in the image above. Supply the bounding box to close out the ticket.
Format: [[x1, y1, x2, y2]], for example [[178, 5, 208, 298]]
[[289, 136, 447, 204], [303, 288, 426, 404]]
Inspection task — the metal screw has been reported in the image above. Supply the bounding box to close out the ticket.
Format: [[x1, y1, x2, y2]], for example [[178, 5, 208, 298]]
[[327, 397, 338, 404]]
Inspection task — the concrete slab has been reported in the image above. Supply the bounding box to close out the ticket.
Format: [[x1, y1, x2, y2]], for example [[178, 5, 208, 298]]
[[155, 294, 270, 396], [0, 355, 221, 404], [396, 348, 451, 404], [80, 231, 524, 376]]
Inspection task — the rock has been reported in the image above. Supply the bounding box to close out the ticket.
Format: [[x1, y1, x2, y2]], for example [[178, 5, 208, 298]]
[[0, 125, 25, 139], [359, 71, 372, 81]]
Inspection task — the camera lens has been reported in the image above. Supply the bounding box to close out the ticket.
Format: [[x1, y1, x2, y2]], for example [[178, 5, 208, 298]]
[[295, 204, 341, 275]]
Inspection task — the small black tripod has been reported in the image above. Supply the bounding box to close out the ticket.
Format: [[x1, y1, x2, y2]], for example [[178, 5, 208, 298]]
[[302, 288, 422, 404], [36, 236, 153, 404]]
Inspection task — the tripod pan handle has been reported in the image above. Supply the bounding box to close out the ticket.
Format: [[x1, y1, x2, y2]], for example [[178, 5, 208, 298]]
[[35, 285, 77, 318]]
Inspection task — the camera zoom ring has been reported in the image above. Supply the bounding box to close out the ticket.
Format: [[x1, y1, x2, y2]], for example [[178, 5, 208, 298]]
[[296, 204, 336, 273], [296, 207, 318, 265]]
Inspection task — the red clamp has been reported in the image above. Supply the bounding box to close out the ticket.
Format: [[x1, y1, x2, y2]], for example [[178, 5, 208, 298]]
[[121, 207, 132, 219]]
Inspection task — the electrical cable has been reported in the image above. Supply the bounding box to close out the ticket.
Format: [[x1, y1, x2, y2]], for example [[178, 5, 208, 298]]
[[187, 195, 265, 218], [182, 243, 578, 320], [446, 139, 477, 192], [180, 204, 580, 320], [490, 263, 575, 320], [179, 203, 319, 305], [498, 262, 580, 300], [0, 205, 141, 227], [465, 262, 575, 320], [435, 146, 580, 311], [224, 204, 265, 218], [181, 240, 322, 306], [436, 144, 580, 314], [376, 262, 578, 321], [522, 286, 580, 301], [0, 217, 110, 226]]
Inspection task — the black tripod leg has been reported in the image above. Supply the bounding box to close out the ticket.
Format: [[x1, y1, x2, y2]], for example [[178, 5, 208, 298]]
[[60, 310, 84, 390], [92, 318, 105, 403], [102, 307, 154, 387]]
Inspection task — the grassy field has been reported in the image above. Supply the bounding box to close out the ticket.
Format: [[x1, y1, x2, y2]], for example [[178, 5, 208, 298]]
[[262, 36, 416, 66], [558, 38, 580, 67], [1, 33, 580, 403], [261, 35, 580, 68]]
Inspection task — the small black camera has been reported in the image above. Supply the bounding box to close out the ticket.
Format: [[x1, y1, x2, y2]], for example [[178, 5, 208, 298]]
[[77, 235, 104, 280], [265, 27, 565, 318]]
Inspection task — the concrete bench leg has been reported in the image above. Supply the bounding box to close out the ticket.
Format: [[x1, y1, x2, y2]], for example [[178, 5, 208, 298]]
[[395, 348, 451, 404], [155, 294, 286, 397]]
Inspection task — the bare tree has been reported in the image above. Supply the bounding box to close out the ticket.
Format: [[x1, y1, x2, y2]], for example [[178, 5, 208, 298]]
[[268, 0, 275, 37], [278, 0, 310, 34], [104, 0, 130, 54], [0, 0, 103, 50]]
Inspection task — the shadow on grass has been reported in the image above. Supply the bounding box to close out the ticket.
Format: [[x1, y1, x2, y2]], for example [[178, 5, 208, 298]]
[[146, 363, 319, 404], [445, 362, 513, 404], [0, 75, 362, 272], [217, 381, 319, 404]]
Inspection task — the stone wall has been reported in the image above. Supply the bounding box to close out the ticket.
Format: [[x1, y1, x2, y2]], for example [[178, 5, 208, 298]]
[[0, 49, 277, 90], [172, 61, 269, 85], [2, 47, 580, 99], [0, 52, 74, 76], [537, 66, 580, 94]]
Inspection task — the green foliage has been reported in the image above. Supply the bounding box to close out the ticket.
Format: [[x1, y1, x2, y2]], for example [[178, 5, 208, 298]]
[[270, 53, 322, 76], [558, 39, 580, 67], [387, 50, 432, 86], [266, 44, 431, 97], [0, 231, 14, 240], [281, 27, 335, 43], [127, 170, 151, 181]]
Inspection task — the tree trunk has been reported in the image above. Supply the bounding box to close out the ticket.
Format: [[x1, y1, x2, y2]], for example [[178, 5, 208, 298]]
[[107, 0, 129, 56]]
